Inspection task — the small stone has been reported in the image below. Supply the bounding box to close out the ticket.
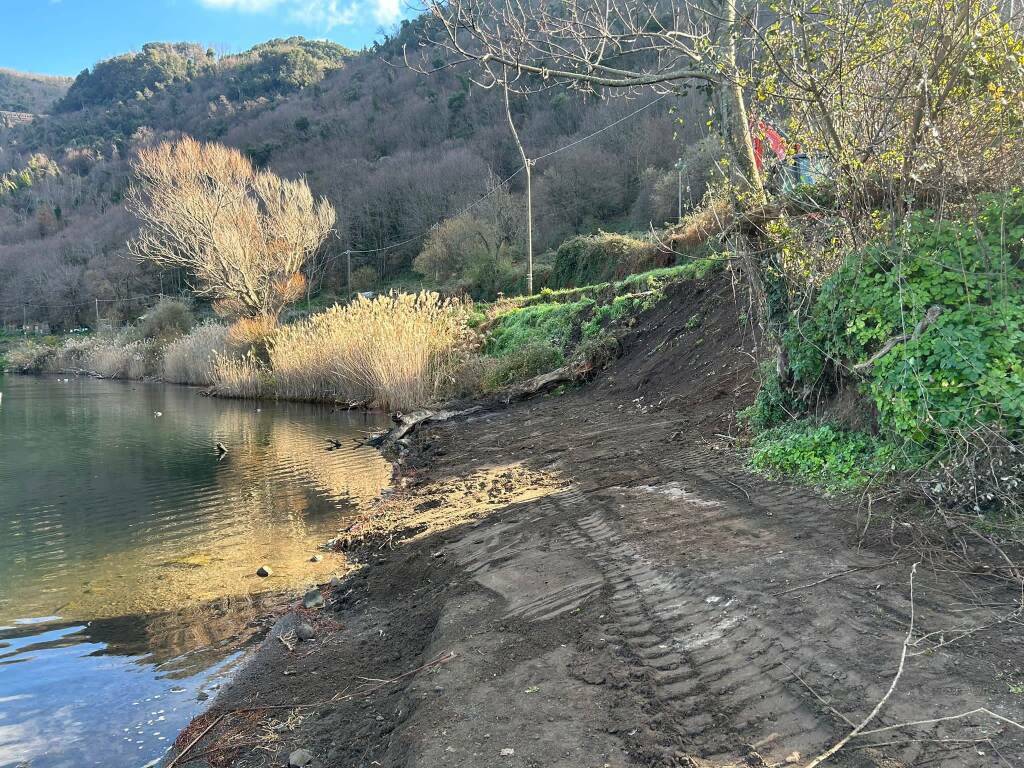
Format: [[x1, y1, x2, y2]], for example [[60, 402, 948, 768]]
[[329, 576, 343, 588], [196, 691, 209, 702], [500, 748, 515, 757], [303, 588, 325, 609], [256, 565, 272, 577], [310, 554, 323, 563], [296, 622, 315, 641], [289, 748, 314, 767]]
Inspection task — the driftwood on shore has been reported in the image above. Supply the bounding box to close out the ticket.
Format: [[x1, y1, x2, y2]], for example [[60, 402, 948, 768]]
[[366, 359, 594, 450]]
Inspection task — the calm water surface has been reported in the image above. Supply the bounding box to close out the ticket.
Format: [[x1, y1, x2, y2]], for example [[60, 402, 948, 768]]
[[0, 375, 390, 768]]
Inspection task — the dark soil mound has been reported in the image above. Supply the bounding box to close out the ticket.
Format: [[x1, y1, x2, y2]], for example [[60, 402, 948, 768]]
[[601, 270, 759, 430]]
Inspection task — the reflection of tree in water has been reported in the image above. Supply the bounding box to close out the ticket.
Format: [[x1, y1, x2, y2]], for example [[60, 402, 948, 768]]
[[211, 408, 392, 512], [84, 593, 284, 678], [0, 594, 278, 682], [1, 383, 389, 626]]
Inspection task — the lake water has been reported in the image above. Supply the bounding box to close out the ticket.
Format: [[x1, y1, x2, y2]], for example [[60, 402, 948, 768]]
[[0, 374, 391, 768]]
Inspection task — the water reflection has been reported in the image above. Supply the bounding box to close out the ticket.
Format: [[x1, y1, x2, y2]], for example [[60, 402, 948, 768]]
[[0, 375, 390, 767]]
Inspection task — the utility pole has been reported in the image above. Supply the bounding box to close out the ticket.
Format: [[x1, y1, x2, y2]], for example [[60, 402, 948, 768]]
[[675, 158, 685, 222], [345, 250, 352, 294], [525, 159, 534, 296], [504, 83, 533, 295], [95, 298, 101, 329]]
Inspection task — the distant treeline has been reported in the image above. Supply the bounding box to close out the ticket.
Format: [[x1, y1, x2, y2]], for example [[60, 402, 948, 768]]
[[0, 21, 715, 329]]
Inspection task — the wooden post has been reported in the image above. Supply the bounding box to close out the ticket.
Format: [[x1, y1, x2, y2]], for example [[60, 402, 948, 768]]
[[95, 298, 101, 329], [525, 159, 533, 296]]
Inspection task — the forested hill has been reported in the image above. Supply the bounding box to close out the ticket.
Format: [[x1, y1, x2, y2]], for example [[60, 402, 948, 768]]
[[0, 69, 71, 113], [0, 24, 712, 328]]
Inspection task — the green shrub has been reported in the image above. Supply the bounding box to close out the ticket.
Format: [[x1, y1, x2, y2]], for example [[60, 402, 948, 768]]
[[749, 421, 910, 493], [486, 342, 565, 388], [786, 191, 1024, 443], [486, 299, 594, 356], [739, 362, 804, 432], [549, 232, 661, 288], [138, 298, 194, 343], [870, 301, 1024, 441]]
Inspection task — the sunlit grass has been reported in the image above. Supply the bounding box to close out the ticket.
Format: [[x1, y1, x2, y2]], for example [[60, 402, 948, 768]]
[[271, 291, 476, 410]]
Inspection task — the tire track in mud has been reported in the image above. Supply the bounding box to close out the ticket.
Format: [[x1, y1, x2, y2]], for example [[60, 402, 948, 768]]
[[558, 497, 834, 766], [547, 442, 1017, 768], [442, 410, 1020, 767]]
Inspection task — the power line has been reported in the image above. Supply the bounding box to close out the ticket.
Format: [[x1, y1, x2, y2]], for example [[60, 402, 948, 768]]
[[339, 94, 668, 258], [0, 293, 170, 311], [533, 94, 668, 163], [7, 94, 671, 308], [342, 165, 525, 256]]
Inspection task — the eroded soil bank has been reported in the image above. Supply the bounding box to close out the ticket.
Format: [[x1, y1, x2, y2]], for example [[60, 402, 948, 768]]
[[170, 278, 1024, 768]]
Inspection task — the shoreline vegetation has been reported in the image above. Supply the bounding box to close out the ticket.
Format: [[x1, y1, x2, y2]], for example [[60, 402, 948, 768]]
[[4, 257, 719, 411]]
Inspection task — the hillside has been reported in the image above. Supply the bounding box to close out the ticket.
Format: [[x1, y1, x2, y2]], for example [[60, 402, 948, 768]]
[[0, 24, 712, 330], [0, 68, 71, 113]]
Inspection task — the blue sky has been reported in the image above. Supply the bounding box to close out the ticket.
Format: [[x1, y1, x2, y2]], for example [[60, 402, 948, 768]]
[[2, 0, 412, 76]]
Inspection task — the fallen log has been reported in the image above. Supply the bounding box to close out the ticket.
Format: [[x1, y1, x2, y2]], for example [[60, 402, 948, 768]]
[[393, 406, 482, 443], [369, 356, 599, 450]]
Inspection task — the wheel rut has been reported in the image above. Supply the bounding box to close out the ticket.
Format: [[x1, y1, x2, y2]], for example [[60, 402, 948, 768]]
[[557, 498, 834, 766]]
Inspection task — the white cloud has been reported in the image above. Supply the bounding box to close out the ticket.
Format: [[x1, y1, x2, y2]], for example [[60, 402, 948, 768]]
[[288, 0, 361, 29], [197, 0, 399, 29], [199, 0, 282, 11], [370, 0, 401, 24]]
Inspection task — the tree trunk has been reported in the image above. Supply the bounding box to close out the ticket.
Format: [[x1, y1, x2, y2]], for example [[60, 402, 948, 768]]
[[721, 0, 764, 204]]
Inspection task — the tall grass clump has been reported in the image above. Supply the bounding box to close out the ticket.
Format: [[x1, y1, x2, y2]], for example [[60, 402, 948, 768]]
[[211, 349, 270, 399], [39, 333, 159, 378], [86, 339, 159, 378], [162, 323, 231, 385], [269, 292, 475, 410], [6, 342, 56, 373]]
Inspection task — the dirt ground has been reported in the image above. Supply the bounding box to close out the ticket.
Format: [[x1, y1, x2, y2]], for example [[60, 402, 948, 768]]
[[171, 276, 1024, 768]]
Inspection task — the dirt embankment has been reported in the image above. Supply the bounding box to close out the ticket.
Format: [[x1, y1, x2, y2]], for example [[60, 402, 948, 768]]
[[169, 275, 1024, 768]]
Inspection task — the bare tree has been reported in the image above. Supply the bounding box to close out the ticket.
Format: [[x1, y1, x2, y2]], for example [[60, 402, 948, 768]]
[[417, 0, 764, 198], [126, 137, 336, 322]]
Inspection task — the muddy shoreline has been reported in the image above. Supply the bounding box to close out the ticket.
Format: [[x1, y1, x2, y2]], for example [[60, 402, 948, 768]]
[[167, 279, 1024, 768]]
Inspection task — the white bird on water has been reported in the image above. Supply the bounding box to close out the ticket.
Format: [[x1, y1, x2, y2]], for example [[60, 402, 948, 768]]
[[153, 411, 162, 417]]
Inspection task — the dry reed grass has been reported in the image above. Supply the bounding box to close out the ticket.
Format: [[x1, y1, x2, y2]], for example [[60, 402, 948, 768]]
[[162, 323, 232, 385], [667, 195, 732, 250], [211, 349, 269, 399], [46, 334, 159, 379], [267, 291, 476, 410], [87, 340, 157, 378]]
